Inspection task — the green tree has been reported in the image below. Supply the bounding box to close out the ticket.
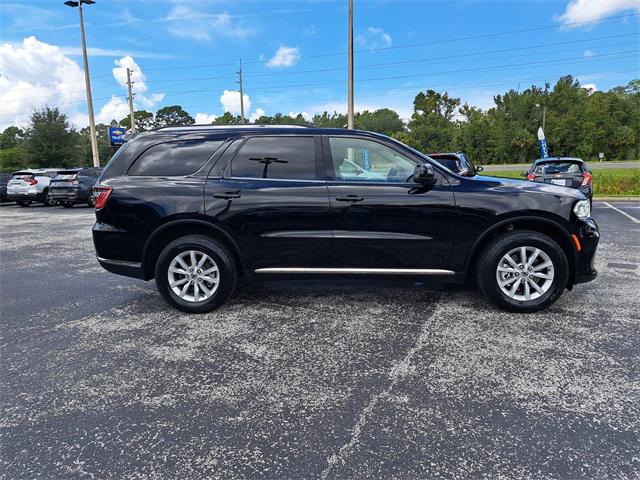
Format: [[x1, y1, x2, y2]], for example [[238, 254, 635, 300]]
[[119, 110, 155, 131], [0, 146, 28, 172], [154, 105, 195, 127], [311, 111, 347, 128], [400, 90, 460, 152], [212, 112, 243, 125], [355, 108, 404, 136], [24, 107, 80, 168], [0, 126, 24, 149]]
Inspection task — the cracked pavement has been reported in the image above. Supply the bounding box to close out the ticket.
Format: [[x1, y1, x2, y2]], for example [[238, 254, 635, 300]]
[[1, 202, 639, 479]]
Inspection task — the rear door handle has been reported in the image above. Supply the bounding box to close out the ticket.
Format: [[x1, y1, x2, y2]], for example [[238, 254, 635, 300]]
[[336, 195, 364, 203], [213, 190, 241, 199]]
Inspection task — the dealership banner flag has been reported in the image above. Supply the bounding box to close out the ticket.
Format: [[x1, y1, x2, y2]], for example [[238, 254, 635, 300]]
[[537, 127, 549, 158]]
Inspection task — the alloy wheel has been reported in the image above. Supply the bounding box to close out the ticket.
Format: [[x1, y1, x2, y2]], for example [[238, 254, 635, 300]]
[[167, 250, 220, 303], [495, 246, 554, 302]]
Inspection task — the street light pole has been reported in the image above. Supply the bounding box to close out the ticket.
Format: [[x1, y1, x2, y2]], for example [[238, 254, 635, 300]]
[[65, 0, 99, 167], [347, 0, 354, 129]]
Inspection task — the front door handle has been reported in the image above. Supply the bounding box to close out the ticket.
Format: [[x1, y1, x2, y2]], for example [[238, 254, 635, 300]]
[[336, 195, 364, 203], [213, 190, 241, 200]]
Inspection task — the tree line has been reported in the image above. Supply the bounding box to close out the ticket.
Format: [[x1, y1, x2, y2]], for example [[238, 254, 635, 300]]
[[1, 75, 637, 172]]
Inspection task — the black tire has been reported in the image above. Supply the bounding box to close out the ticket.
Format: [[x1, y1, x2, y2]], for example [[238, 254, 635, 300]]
[[155, 235, 237, 313], [42, 190, 56, 207], [476, 230, 569, 313], [61, 201, 74, 208], [17, 200, 32, 207], [87, 196, 94, 208]]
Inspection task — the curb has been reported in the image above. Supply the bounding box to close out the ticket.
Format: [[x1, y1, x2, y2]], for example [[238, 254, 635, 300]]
[[594, 196, 640, 202]]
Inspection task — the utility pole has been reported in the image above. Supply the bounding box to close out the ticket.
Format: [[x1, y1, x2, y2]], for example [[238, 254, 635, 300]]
[[126, 67, 136, 133], [65, 0, 99, 167], [542, 105, 547, 131], [347, 0, 354, 129], [237, 60, 245, 124]]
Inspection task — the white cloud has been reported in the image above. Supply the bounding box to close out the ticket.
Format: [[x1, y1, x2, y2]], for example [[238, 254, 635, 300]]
[[582, 83, 599, 93], [166, 5, 252, 42], [267, 46, 301, 68], [288, 111, 311, 121], [583, 49, 595, 57], [111, 56, 165, 110], [195, 113, 217, 124], [220, 90, 251, 115], [0, 36, 86, 129], [95, 96, 131, 125], [556, 0, 640, 26], [250, 108, 266, 123], [356, 27, 392, 50]]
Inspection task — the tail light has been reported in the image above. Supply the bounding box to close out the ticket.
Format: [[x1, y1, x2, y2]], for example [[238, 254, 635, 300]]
[[527, 173, 537, 181], [26, 178, 38, 185], [581, 172, 592, 186], [93, 186, 112, 210]]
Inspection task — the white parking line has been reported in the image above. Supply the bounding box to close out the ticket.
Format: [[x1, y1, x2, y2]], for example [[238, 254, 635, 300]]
[[602, 202, 640, 224]]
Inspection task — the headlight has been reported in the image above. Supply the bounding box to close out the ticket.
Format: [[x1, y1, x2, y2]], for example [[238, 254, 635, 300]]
[[573, 199, 591, 219]]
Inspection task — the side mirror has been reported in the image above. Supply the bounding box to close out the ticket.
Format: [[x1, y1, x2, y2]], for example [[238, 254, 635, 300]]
[[521, 170, 529, 177], [475, 165, 484, 173], [413, 164, 436, 187]]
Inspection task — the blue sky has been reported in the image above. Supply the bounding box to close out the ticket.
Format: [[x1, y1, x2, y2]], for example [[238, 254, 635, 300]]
[[0, 0, 638, 128]]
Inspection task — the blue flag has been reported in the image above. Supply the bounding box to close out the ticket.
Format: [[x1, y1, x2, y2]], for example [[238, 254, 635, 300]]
[[537, 127, 549, 158]]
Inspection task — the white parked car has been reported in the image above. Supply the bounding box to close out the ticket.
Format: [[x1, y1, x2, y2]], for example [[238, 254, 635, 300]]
[[7, 169, 62, 207]]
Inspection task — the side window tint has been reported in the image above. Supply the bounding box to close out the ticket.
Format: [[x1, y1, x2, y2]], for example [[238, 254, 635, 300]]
[[329, 137, 416, 183], [231, 136, 317, 180], [128, 140, 223, 176]]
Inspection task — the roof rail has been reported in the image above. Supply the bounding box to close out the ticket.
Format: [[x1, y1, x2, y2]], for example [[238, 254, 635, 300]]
[[154, 124, 309, 132]]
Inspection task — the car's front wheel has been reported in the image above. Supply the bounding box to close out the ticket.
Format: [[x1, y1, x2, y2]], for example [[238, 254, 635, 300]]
[[155, 235, 237, 313], [61, 201, 74, 208], [476, 230, 569, 313]]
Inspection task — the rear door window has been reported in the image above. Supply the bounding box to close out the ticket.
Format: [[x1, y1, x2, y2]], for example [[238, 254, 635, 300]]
[[128, 140, 223, 176], [230, 136, 318, 180]]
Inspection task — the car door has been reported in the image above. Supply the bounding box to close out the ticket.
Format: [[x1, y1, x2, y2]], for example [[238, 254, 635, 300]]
[[204, 135, 332, 270], [325, 135, 457, 270]]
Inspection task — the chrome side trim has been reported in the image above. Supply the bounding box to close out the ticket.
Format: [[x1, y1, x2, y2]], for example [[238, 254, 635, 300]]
[[97, 257, 142, 268], [333, 230, 432, 240], [261, 230, 432, 240], [254, 267, 455, 275]]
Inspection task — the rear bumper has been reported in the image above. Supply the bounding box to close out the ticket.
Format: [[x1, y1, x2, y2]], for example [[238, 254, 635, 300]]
[[572, 217, 599, 284], [96, 256, 146, 279], [50, 190, 78, 201], [7, 191, 45, 202], [93, 222, 146, 279]]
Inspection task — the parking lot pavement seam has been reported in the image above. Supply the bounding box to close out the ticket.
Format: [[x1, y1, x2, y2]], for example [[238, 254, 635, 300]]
[[319, 293, 444, 479]]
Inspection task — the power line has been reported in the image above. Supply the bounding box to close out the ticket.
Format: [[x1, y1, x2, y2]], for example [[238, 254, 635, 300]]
[[6, 33, 636, 104], [7, 11, 638, 94]]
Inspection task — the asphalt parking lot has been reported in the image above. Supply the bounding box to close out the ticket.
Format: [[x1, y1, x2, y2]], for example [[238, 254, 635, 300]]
[[1, 201, 639, 479]]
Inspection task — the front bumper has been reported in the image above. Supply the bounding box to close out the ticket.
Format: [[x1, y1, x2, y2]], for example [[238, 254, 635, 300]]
[[572, 217, 599, 285]]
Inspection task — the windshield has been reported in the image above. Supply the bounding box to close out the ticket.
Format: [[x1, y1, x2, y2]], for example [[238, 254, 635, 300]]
[[534, 161, 584, 174]]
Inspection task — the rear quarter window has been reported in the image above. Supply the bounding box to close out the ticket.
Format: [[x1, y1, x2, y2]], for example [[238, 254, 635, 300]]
[[128, 140, 223, 176]]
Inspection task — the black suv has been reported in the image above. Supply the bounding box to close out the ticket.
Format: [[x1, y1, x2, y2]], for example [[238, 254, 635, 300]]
[[92, 126, 598, 313]]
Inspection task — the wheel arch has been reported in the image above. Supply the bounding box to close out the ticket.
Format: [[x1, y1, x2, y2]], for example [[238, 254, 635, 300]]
[[466, 216, 577, 288], [142, 219, 244, 280]]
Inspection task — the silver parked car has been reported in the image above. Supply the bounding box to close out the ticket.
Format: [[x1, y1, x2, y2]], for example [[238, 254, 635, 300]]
[[6, 169, 62, 207]]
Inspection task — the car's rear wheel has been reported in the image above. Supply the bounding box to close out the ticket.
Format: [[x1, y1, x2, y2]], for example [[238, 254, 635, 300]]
[[42, 190, 56, 207], [17, 200, 32, 207], [155, 235, 237, 313], [476, 230, 569, 313]]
